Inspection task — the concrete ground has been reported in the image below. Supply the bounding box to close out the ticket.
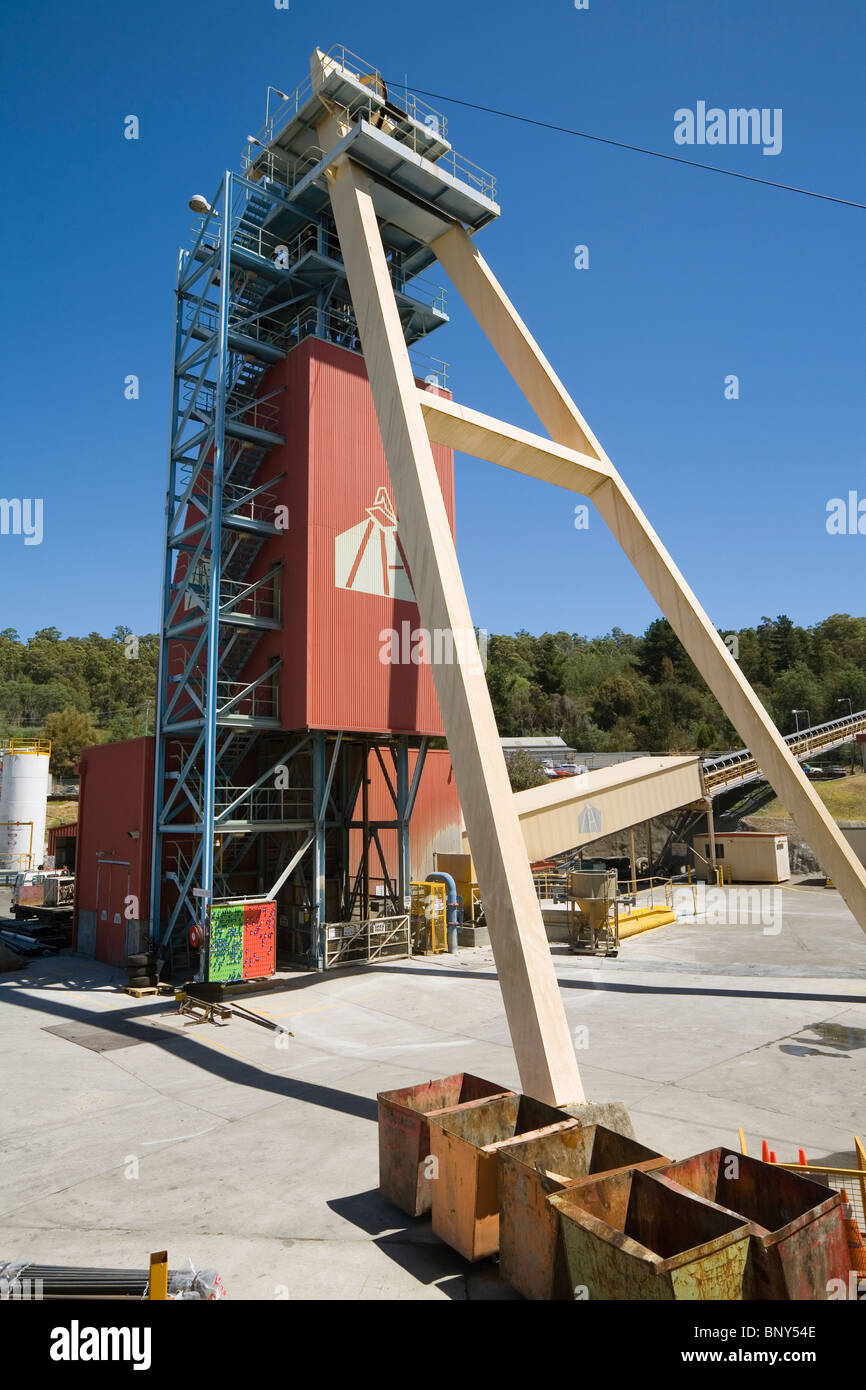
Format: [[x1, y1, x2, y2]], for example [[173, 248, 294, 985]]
[[1, 881, 865, 1299]]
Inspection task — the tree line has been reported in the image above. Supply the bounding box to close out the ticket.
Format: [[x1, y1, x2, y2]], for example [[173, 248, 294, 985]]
[[1, 614, 864, 776], [486, 613, 866, 756], [0, 627, 159, 775]]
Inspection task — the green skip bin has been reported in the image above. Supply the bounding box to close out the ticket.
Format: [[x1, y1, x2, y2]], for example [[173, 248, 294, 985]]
[[498, 1124, 670, 1300], [549, 1168, 752, 1301]]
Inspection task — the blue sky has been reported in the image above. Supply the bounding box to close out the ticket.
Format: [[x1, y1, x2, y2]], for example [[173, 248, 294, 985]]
[[1, 0, 863, 642]]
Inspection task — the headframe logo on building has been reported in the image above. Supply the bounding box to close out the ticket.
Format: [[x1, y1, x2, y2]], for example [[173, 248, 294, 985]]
[[578, 804, 602, 835], [334, 487, 416, 601]]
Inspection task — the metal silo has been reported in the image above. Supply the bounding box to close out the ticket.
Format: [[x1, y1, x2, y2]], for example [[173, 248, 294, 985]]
[[0, 739, 51, 872]]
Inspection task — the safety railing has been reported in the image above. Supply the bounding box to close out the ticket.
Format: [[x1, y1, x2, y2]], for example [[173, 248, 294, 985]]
[[626, 874, 676, 907], [214, 784, 311, 824], [532, 871, 568, 901], [186, 380, 283, 439], [740, 1132, 866, 1238], [0, 853, 36, 880], [703, 709, 866, 793], [236, 220, 447, 315], [169, 668, 280, 727], [186, 473, 281, 531], [251, 44, 448, 152], [222, 480, 281, 528], [323, 912, 411, 968], [215, 673, 279, 723], [277, 302, 449, 388], [228, 299, 302, 356], [220, 572, 280, 625], [242, 48, 497, 204]]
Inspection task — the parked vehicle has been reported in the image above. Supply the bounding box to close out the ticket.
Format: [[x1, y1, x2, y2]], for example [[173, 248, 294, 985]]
[[802, 763, 847, 780], [12, 870, 75, 923]]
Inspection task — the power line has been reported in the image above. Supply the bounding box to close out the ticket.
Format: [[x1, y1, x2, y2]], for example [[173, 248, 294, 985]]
[[388, 82, 866, 210]]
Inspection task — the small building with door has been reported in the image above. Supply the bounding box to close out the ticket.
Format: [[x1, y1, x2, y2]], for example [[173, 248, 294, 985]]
[[692, 830, 790, 883]]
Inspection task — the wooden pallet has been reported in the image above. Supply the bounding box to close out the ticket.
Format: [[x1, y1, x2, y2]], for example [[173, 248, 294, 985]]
[[125, 983, 174, 998]]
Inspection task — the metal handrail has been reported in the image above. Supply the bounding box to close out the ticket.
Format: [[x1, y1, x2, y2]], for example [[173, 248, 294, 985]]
[[278, 302, 449, 387], [252, 43, 448, 154], [234, 220, 447, 315], [220, 571, 280, 623], [241, 47, 496, 203], [214, 785, 311, 819], [186, 379, 282, 436]]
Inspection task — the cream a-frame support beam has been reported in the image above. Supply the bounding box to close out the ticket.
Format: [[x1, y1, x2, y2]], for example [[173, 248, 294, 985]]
[[324, 157, 584, 1105], [431, 225, 866, 937]]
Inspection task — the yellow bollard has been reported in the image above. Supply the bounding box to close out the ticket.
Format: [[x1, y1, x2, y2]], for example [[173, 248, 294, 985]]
[[149, 1250, 168, 1301]]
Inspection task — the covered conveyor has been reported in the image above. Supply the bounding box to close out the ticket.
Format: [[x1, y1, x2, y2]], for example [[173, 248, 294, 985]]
[[463, 756, 705, 863]]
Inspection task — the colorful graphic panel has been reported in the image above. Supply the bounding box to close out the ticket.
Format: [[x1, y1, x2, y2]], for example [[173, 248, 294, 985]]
[[208, 905, 244, 982], [242, 901, 277, 979], [207, 901, 276, 983]]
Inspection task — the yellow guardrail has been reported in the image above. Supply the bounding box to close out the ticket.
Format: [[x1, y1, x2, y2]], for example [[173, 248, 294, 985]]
[[739, 1131, 866, 1234]]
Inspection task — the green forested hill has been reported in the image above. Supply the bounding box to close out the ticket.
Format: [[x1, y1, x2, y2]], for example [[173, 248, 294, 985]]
[[2, 613, 865, 777], [485, 613, 866, 755], [0, 627, 159, 775]]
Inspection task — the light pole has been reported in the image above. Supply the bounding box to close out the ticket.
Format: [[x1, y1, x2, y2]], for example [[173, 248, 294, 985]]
[[837, 698, 856, 771], [792, 708, 810, 734]]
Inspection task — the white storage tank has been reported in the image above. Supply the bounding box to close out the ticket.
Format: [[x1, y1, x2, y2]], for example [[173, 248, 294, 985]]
[[0, 739, 51, 871]]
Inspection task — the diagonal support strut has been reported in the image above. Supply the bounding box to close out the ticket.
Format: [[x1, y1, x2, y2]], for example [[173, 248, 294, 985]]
[[431, 223, 866, 937], [324, 156, 584, 1106]]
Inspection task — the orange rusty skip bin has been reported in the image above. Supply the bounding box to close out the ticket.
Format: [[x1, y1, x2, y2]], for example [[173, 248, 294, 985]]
[[549, 1168, 752, 1301], [658, 1147, 852, 1300], [377, 1074, 515, 1217], [498, 1124, 670, 1300], [428, 1094, 576, 1262]]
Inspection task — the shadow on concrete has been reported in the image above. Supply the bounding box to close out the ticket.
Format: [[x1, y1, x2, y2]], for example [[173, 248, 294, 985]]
[[318, 963, 866, 1009], [0, 979, 379, 1123], [327, 1188, 514, 1300], [9, 949, 866, 1015]]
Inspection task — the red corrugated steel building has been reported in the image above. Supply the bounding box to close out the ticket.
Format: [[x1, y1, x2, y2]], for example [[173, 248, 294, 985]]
[[76, 736, 461, 964], [75, 738, 154, 965], [47, 820, 77, 871], [354, 747, 461, 886], [79, 341, 464, 965], [236, 337, 455, 734]]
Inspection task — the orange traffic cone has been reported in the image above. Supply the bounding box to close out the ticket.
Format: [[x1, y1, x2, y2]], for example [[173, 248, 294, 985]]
[[840, 1189, 866, 1274], [770, 1150, 778, 1164], [798, 1149, 807, 1167], [762, 1140, 770, 1162]]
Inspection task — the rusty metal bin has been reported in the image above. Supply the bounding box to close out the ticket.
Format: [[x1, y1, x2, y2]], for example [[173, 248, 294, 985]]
[[377, 1073, 514, 1217], [498, 1125, 670, 1300], [428, 1094, 575, 1261], [549, 1168, 752, 1300], [659, 1147, 851, 1300]]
